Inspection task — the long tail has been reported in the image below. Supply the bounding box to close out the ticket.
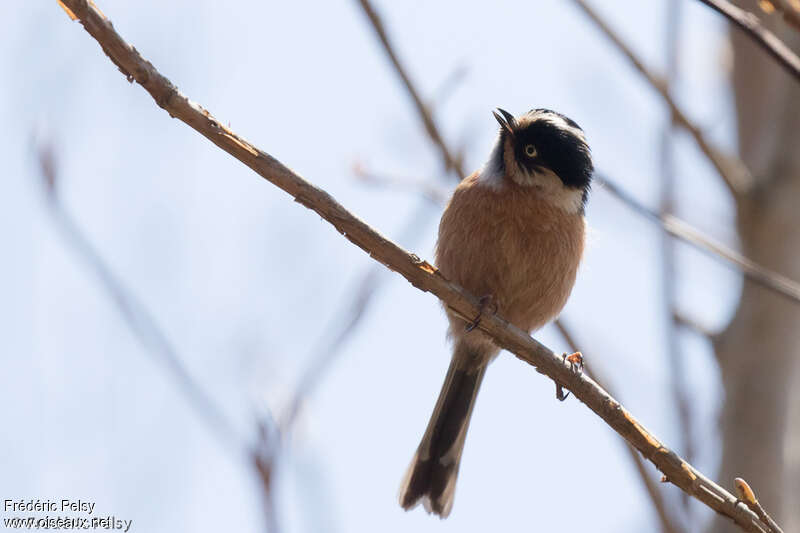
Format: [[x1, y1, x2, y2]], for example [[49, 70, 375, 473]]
[[398, 344, 488, 518]]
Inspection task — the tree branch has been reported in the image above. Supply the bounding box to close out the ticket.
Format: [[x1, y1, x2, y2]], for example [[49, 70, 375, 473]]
[[554, 319, 686, 533], [355, 0, 466, 180], [695, 0, 800, 81], [734, 477, 786, 533], [598, 174, 800, 306], [58, 1, 767, 530], [35, 142, 244, 456], [571, 0, 753, 197]]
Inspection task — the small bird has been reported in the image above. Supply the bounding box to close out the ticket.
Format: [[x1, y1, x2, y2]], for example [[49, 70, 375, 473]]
[[398, 108, 594, 518]]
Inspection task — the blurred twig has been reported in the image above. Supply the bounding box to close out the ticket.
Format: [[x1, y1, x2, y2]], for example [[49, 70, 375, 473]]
[[430, 65, 469, 110], [571, 0, 753, 197], [280, 199, 436, 434], [355, 0, 466, 180], [598, 174, 800, 306], [282, 0, 470, 437], [254, 413, 282, 533], [554, 320, 685, 533], [756, 0, 800, 31], [59, 1, 769, 530], [696, 0, 800, 80], [35, 142, 244, 456], [759, 0, 800, 31], [354, 162, 448, 205], [39, 139, 283, 532], [673, 311, 718, 340]]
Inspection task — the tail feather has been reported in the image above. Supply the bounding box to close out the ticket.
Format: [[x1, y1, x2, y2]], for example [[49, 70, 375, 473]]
[[399, 346, 488, 518]]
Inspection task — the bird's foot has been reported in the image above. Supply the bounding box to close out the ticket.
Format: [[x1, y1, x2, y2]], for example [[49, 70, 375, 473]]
[[555, 352, 584, 401], [564, 351, 584, 374], [465, 294, 497, 333]]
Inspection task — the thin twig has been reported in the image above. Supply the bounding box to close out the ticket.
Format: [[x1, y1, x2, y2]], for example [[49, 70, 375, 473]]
[[598, 174, 800, 306], [571, 0, 753, 197], [282, 3, 467, 437], [673, 311, 718, 340], [430, 64, 469, 110], [355, 0, 466, 180], [734, 478, 786, 533], [354, 163, 449, 205], [58, 2, 769, 530], [280, 199, 435, 433], [695, 0, 800, 81], [554, 319, 685, 533], [35, 142, 244, 456], [254, 413, 282, 533]]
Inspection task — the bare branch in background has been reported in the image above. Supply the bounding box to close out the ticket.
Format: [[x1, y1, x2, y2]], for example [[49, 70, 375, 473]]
[[280, 199, 436, 434], [430, 64, 469, 110], [58, 1, 770, 529], [39, 138, 284, 533], [695, 0, 800, 80], [598, 174, 800, 306], [673, 311, 719, 340], [553, 319, 686, 533], [35, 142, 244, 456], [355, 0, 466, 180], [254, 413, 282, 533], [354, 162, 449, 205], [571, 0, 753, 197]]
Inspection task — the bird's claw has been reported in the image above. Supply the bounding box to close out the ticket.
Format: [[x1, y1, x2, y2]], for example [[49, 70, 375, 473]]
[[564, 351, 584, 374], [555, 352, 585, 401], [465, 294, 497, 332], [555, 382, 570, 401]]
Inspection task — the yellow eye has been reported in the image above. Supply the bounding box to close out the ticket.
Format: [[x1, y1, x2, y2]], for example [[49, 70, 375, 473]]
[[524, 144, 537, 157]]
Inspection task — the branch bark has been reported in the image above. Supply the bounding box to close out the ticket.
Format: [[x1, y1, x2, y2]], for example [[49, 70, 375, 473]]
[[58, 1, 768, 530], [695, 0, 800, 81]]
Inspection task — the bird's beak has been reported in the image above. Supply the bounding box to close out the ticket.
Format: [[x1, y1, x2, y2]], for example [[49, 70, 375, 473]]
[[492, 107, 517, 138]]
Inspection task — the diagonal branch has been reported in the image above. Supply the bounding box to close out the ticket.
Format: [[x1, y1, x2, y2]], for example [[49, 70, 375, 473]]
[[571, 0, 753, 197], [695, 0, 800, 81], [598, 174, 800, 306], [280, 199, 435, 434], [355, 0, 466, 180], [554, 319, 686, 533], [35, 143, 244, 456], [58, 1, 768, 530]]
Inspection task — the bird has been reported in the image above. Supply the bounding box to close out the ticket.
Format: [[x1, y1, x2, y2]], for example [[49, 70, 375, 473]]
[[398, 107, 594, 518]]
